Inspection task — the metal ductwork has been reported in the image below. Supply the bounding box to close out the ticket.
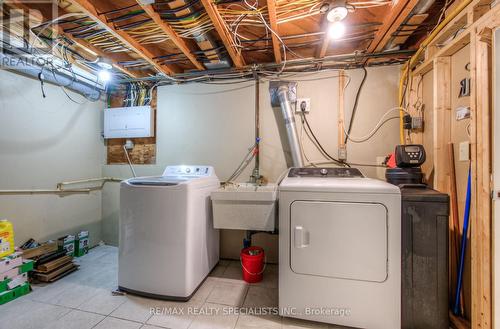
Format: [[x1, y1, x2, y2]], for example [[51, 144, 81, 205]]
[[413, 0, 436, 14], [0, 52, 102, 101], [269, 81, 303, 168], [384, 0, 436, 51]]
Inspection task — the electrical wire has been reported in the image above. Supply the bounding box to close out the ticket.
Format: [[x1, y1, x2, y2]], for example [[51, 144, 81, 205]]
[[300, 111, 347, 166], [343, 107, 408, 143], [123, 145, 137, 178], [344, 66, 367, 144]]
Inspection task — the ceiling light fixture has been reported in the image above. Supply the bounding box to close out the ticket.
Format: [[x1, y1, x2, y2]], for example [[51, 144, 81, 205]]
[[96, 57, 113, 70], [328, 21, 346, 40], [98, 69, 111, 83], [326, 0, 348, 23]]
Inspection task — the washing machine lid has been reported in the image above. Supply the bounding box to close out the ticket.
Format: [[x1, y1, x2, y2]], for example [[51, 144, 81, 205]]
[[127, 176, 188, 186]]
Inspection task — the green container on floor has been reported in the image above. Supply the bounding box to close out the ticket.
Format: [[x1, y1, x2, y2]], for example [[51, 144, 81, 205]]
[[0, 278, 8, 293], [18, 260, 34, 273], [74, 231, 89, 257], [0, 282, 30, 305], [58, 235, 75, 256]]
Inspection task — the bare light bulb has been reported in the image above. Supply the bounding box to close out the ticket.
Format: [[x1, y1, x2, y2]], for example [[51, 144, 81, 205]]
[[328, 21, 345, 40], [98, 69, 111, 83], [327, 6, 348, 22]]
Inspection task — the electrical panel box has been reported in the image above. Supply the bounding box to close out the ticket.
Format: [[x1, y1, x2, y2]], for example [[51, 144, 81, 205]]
[[103, 106, 154, 139]]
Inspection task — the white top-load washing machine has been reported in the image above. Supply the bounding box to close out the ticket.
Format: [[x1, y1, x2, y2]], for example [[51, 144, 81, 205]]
[[279, 167, 401, 329], [119, 165, 220, 301]]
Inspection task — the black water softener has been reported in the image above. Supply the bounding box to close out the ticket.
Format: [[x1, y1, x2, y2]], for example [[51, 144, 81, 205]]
[[386, 145, 450, 329]]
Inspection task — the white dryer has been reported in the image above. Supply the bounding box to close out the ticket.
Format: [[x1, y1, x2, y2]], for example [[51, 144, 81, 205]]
[[119, 165, 220, 301], [279, 167, 401, 329]]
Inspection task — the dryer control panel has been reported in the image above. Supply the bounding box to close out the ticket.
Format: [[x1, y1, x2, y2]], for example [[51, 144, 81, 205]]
[[288, 167, 364, 178], [163, 166, 215, 177]]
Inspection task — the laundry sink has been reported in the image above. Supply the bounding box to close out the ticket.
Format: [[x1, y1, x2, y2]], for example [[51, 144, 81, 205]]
[[211, 183, 277, 231]]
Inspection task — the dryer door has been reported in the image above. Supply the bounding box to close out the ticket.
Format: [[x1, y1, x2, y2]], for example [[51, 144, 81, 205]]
[[290, 201, 388, 282]]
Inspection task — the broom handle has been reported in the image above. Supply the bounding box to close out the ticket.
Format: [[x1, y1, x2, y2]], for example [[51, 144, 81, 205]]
[[448, 143, 464, 312], [453, 166, 472, 315]]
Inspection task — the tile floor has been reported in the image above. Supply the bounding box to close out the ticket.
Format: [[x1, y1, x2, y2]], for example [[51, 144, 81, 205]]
[[1, 245, 345, 329]]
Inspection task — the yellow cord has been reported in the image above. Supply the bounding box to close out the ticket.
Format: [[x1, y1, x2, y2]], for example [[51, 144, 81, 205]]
[[398, 0, 473, 145]]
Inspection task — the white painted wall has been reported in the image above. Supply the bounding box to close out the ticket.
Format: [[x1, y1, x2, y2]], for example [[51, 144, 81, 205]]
[[0, 64, 402, 259], [102, 65, 401, 260], [0, 69, 105, 246]]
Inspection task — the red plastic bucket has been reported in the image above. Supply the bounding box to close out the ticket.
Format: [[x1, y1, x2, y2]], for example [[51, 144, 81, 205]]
[[240, 246, 265, 283]]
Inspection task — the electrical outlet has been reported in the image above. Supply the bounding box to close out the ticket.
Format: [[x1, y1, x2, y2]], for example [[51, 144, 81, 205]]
[[296, 98, 311, 113], [338, 146, 347, 161], [459, 141, 470, 161]]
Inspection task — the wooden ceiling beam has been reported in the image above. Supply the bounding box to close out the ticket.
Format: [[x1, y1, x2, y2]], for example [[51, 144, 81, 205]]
[[136, 2, 205, 70], [266, 0, 282, 64], [65, 33, 141, 78], [7, 0, 140, 78], [65, 0, 177, 76], [200, 0, 245, 68], [366, 0, 420, 54]]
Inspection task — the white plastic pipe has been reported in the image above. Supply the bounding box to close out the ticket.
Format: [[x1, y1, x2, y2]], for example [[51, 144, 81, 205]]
[[0, 177, 123, 196]]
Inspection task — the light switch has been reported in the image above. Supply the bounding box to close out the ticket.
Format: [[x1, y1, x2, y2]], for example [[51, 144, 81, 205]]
[[459, 141, 470, 161]]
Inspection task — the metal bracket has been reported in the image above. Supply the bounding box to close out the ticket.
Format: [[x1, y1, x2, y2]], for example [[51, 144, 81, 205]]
[[269, 81, 297, 107]]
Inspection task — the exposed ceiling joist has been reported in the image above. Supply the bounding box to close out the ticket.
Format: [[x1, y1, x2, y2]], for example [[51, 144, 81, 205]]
[[366, 0, 420, 54], [266, 0, 282, 64], [136, 2, 205, 71], [65, 0, 177, 76], [68, 34, 141, 78], [200, 0, 245, 68], [8, 0, 140, 78], [66, 33, 141, 78]]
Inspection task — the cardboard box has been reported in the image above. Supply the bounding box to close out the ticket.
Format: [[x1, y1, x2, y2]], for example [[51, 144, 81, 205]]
[[74, 231, 89, 257], [0, 252, 23, 274], [1, 267, 18, 281], [7, 272, 28, 290], [0, 259, 32, 292], [58, 235, 75, 256]]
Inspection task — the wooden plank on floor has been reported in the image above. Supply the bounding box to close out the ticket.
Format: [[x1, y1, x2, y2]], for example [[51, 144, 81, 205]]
[[37, 255, 73, 273], [33, 262, 77, 282]]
